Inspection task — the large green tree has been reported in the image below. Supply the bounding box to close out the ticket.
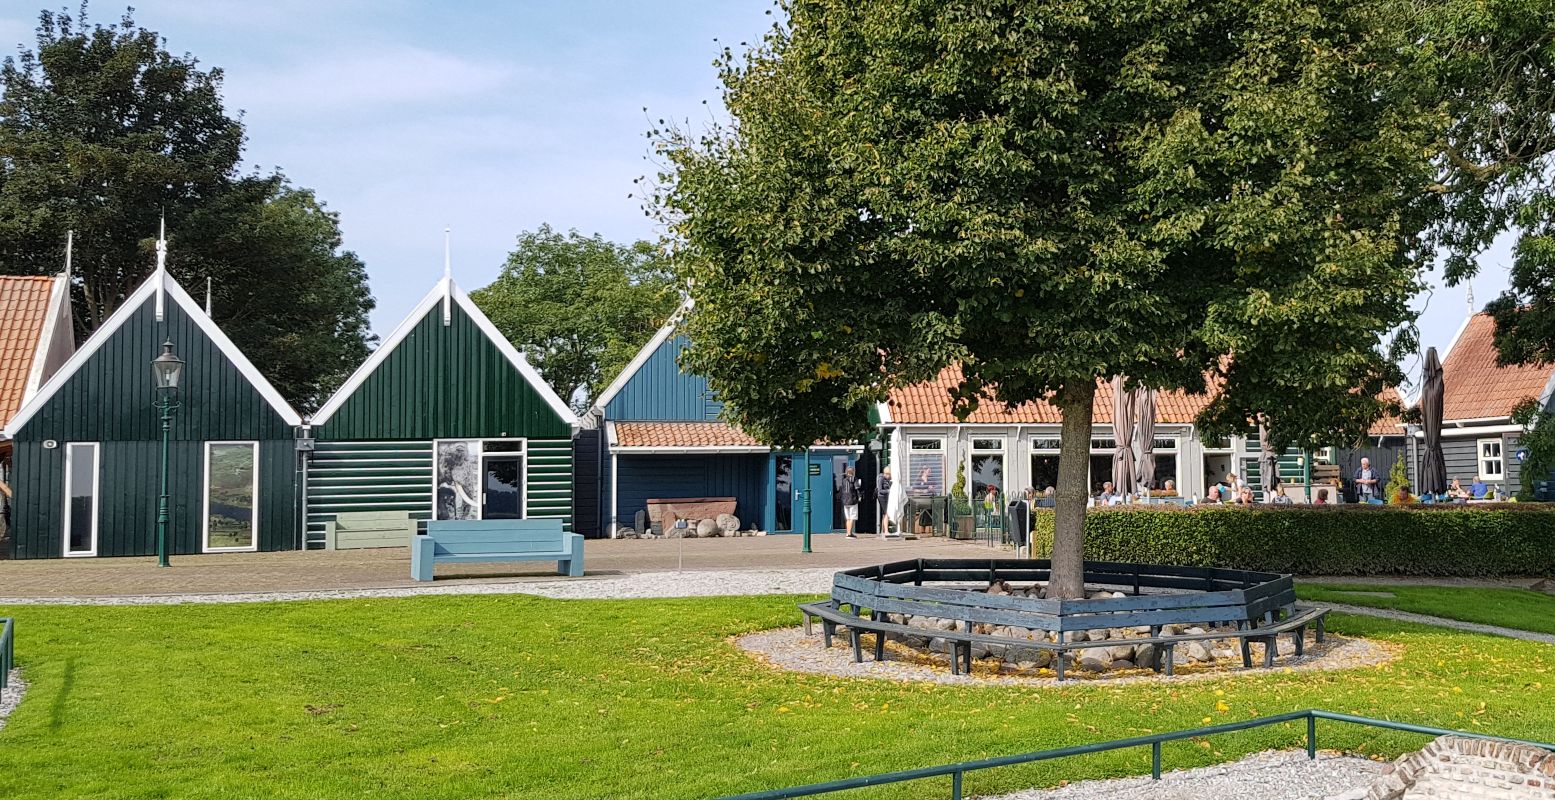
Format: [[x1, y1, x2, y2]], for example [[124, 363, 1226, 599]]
[[471, 225, 679, 408], [654, 0, 1443, 596], [0, 9, 374, 407]]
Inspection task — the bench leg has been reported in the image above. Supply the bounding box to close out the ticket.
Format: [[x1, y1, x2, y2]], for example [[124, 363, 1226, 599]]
[[1163, 644, 1175, 677], [411, 536, 435, 581], [949, 644, 961, 676], [1262, 637, 1276, 668], [1055, 652, 1065, 681], [851, 630, 863, 663], [822, 620, 835, 649], [872, 612, 887, 662], [1315, 616, 1326, 644], [802, 612, 812, 637], [962, 642, 973, 674], [1240, 637, 1253, 668], [1293, 626, 1305, 657]]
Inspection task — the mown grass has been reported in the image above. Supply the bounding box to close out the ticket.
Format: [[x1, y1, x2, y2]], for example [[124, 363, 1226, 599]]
[[0, 595, 1551, 799], [1300, 583, 1555, 636]]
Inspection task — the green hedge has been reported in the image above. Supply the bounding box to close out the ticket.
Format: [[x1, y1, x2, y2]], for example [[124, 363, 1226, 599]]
[[1029, 505, 1555, 576]]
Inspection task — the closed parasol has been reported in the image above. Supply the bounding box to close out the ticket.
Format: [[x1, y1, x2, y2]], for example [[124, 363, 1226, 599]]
[[1111, 375, 1135, 498], [1419, 347, 1448, 496], [1134, 387, 1157, 495]]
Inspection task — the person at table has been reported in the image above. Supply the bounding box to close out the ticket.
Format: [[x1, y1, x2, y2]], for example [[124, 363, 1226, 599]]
[[1235, 485, 1256, 506], [1353, 458, 1380, 503], [912, 466, 937, 495], [1314, 488, 1330, 505], [1448, 478, 1471, 500], [1096, 481, 1122, 505], [1470, 477, 1489, 499]]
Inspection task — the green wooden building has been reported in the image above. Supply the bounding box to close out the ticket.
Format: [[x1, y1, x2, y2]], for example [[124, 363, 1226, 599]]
[[2, 269, 305, 558], [302, 276, 577, 545]]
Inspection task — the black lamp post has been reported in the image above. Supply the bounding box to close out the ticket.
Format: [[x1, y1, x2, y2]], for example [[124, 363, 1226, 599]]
[[151, 340, 184, 568]]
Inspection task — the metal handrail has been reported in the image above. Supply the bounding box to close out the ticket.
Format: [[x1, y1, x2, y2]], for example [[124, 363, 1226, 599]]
[[719, 709, 1555, 800], [0, 617, 12, 690]]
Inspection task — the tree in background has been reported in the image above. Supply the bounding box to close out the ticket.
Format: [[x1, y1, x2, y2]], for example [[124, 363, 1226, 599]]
[[0, 9, 374, 408], [471, 225, 679, 408], [1511, 399, 1555, 500], [653, 0, 1443, 596]]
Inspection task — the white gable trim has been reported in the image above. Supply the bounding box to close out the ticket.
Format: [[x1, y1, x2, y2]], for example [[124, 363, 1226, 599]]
[[875, 400, 893, 425], [591, 297, 692, 416], [308, 277, 578, 428], [21, 273, 74, 407], [4, 271, 303, 435]]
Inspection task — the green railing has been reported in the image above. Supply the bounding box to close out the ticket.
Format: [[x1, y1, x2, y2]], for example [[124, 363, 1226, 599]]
[[719, 709, 1555, 800], [0, 617, 12, 690]]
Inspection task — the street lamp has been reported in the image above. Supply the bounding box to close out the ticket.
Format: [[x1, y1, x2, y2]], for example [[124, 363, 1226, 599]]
[[151, 340, 183, 568]]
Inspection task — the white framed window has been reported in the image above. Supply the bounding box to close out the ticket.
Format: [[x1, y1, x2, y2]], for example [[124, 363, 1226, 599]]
[[63, 442, 100, 557], [968, 439, 1004, 500], [1479, 439, 1504, 481], [907, 438, 945, 496], [1203, 435, 1235, 453], [433, 438, 528, 521], [204, 441, 260, 552]]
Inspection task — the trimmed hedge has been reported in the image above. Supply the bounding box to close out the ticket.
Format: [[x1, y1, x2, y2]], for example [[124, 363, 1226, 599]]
[[1029, 505, 1555, 576]]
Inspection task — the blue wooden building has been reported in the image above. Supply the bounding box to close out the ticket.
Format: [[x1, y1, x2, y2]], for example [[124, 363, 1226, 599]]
[[582, 306, 862, 536]]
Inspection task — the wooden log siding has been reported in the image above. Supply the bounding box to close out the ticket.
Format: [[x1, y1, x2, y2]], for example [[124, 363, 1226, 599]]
[[304, 437, 574, 546]]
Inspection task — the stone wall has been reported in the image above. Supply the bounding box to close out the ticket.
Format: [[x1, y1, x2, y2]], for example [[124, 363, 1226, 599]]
[[1363, 735, 1555, 799]]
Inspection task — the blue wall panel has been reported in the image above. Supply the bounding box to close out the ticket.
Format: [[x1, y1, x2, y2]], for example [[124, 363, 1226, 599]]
[[605, 335, 721, 421], [612, 454, 765, 529]]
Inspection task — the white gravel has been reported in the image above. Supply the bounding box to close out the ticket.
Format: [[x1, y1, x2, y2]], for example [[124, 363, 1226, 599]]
[[981, 749, 1383, 800], [0, 568, 838, 605], [0, 670, 25, 731]]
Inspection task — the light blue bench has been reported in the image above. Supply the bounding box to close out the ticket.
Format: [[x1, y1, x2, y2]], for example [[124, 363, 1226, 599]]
[[411, 519, 583, 581]]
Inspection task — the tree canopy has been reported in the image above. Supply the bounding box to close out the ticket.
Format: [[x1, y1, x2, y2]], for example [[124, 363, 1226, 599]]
[[470, 225, 680, 408], [653, 0, 1454, 595], [0, 9, 374, 408]]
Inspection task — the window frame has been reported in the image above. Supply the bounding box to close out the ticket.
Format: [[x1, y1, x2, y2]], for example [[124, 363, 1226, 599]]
[[905, 437, 946, 496], [202, 440, 261, 553], [1478, 438, 1505, 481], [431, 438, 529, 521], [62, 441, 100, 558]]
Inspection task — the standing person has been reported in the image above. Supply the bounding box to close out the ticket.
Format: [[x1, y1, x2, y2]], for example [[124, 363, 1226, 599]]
[[841, 466, 862, 538], [1354, 458, 1380, 503], [876, 467, 894, 537]]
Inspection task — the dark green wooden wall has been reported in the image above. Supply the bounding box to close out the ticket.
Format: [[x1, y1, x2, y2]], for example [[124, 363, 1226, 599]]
[[316, 301, 573, 441], [8, 292, 300, 558]]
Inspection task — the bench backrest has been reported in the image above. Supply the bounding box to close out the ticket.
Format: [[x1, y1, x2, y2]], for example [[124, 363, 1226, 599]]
[[423, 519, 566, 557]]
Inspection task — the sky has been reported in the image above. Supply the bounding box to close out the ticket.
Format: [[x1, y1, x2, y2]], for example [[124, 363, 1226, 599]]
[[0, 1, 1519, 394]]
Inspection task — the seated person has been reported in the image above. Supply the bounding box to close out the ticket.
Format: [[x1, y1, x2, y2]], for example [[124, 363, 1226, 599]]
[[1470, 478, 1488, 499], [1392, 484, 1414, 504], [1314, 488, 1330, 505], [1162, 479, 1177, 496], [1448, 478, 1470, 500], [1235, 486, 1255, 506], [1096, 481, 1121, 505]]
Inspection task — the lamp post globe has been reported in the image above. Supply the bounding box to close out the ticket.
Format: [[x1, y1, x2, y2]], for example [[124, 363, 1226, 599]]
[[152, 340, 183, 567]]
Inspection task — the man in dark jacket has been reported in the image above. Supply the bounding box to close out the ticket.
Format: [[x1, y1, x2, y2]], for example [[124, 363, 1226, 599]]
[[841, 466, 862, 538], [876, 467, 893, 538]]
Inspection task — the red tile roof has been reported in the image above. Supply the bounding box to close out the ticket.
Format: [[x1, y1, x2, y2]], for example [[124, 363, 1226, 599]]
[[615, 421, 765, 448], [0, 276, 58, 425], [885, 365, 1213, 425], [1440, 313, 1555, 422]]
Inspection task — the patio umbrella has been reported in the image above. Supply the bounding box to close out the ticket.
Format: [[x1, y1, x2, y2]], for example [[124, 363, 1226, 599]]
[[1419, 346, 1448, 496], [1258, 420, 1281, 500], [1111, 375, 1135, 498], [1133, 387, 1157, 496]]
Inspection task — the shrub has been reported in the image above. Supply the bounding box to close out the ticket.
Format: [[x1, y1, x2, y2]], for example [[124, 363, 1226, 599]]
[[1028, 505, 1555, 576]]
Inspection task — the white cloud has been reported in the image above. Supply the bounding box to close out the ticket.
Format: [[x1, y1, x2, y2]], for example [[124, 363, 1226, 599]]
[[224, 46, 527, 118]]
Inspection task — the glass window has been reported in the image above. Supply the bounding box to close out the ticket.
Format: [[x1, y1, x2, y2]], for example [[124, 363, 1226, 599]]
[[971, 438, 1004, 452], [1030, 437, 1061, 452], [480, 453, 524, 520], [1152, 438, 1178, 451], [1090, 454, 1113, 493], [1030, 456, 1060, 496], [775, 456, 793, 531], [907, 450, 944, 496], [1153, 454, 1179, 492], [1090, 438, 1116, 452], [64, 442, 98, 556], [910, 439, 942, 450], [1479, 439, 1504, 481], [205, 442, 258, 551], [1204, 435, 1234, 451], [435, 440, 482, 520], [971, 454, 1003, 500]]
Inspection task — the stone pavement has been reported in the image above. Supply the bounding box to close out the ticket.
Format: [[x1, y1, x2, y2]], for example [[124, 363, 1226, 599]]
[[0, 533, 982, 599]]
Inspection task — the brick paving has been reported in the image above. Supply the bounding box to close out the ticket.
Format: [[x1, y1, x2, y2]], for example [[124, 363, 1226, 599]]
[[0, 533, 982, 599]]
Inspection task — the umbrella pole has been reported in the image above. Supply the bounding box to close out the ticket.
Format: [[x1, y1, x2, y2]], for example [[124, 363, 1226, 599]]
[[1303, 449, 1312, 503]]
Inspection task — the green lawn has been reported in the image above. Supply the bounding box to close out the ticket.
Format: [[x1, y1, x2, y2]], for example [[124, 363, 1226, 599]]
[[0, 595, 1552, 799], [1299, 584, 1555, 636]]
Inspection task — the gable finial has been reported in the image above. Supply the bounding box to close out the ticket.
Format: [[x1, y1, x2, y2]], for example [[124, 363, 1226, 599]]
[[442, 226, 452, 326], [1467, 283, 1475, 315], [63, 229, 73, 281], [206, 276, 214, 316], [155, 214, 168, 322]]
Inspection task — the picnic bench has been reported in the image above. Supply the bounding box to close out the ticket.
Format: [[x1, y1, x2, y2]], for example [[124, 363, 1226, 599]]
[[799, 560, 1328, 680], [411, 519, 584, 581], [324, 510, 418, 550]]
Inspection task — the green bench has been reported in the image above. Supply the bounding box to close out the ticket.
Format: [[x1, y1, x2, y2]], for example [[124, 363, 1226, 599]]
[[323, 510, 418, 550], [411, 519, 584, 581]]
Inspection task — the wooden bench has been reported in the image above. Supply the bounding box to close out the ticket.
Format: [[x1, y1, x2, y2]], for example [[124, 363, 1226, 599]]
[[798, 559, 1328, 680], [324, 510, 418, 550], [411, 519, 583, 581]]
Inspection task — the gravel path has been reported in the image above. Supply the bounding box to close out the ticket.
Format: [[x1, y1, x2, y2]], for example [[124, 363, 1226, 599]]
[[1321, 602, 1555, 645], [0, 670, 24, 731], [981, 749, 1382, 800], [0, 568, 837, 606], [737, 627, 1396, 687]]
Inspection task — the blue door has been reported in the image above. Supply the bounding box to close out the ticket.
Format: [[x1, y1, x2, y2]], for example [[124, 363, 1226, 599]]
[[773, 451, 855, 533]]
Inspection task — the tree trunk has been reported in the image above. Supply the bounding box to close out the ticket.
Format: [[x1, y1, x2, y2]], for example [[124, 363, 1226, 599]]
[[1049, 380, 1096, 599]]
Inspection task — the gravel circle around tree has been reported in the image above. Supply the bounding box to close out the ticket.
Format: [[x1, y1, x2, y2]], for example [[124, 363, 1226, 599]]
[[0, 671, 25, 732], [980, 748, 1385, 800], [735, 627, 1396, 687]]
